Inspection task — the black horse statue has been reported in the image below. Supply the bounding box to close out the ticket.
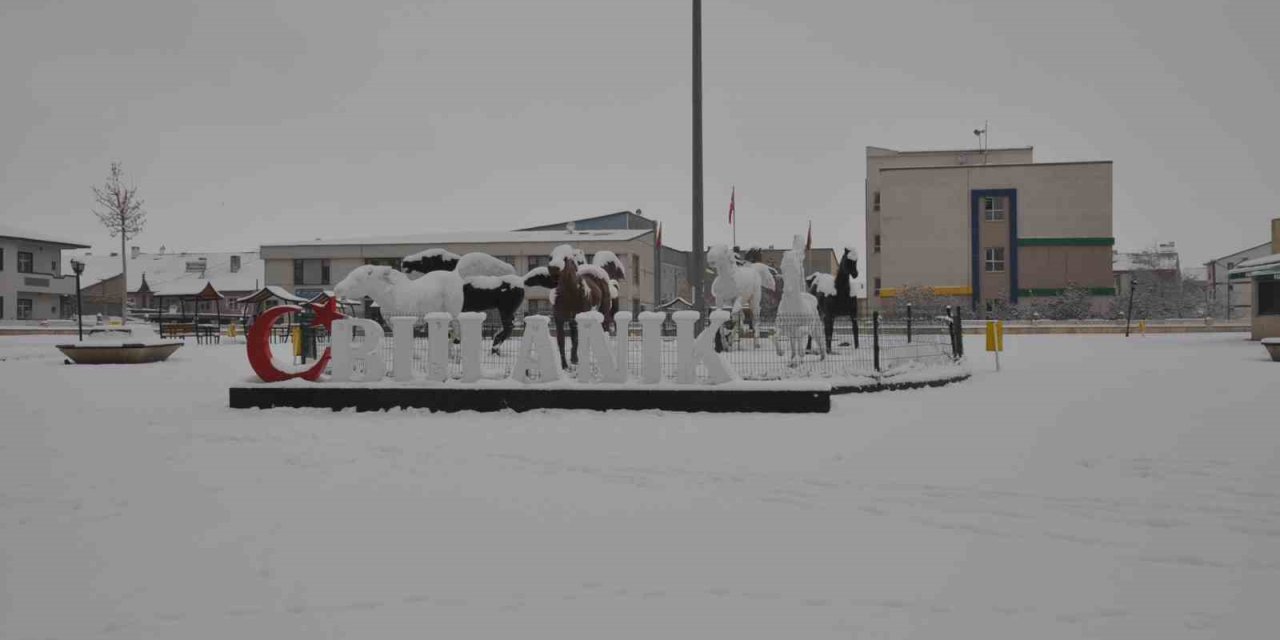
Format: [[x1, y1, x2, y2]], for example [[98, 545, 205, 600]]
[[461, 276, 526, 353], [806, 247, 860, 352], [401, 248, 461, 275], [402, 250, 524, 353]]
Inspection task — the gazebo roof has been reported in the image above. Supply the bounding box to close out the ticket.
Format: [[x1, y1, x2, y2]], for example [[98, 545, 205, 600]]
[[154, 280, 224, 300], [235, 286, 311, 305]]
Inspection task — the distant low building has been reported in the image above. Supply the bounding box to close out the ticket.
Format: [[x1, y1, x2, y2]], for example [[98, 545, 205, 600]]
[[1113, 242, 1182, 301], [1228, 218, 1280, 340], [63, 247, 263, 318], [1205, 241, 1272, 319], [0, 224, 90, 322], [262, 211, 697, 315]]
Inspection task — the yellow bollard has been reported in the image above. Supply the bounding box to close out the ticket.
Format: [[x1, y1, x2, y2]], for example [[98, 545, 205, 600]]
[[227, 322, 238, 338], [986, 320, 1005, 371], [1139, 320, 1147, 335], [292, 326, 302, 356]]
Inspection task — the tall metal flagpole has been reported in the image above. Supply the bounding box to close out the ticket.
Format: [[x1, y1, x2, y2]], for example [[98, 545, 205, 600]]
[[691, 0, 706, 316]]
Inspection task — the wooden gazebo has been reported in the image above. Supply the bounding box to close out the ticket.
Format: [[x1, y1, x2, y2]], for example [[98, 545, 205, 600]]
[[154, 281, 225, 341]]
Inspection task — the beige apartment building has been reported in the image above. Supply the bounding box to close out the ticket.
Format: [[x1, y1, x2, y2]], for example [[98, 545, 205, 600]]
[[260, 227, 660, 316], [866, 146, 1114, 313]]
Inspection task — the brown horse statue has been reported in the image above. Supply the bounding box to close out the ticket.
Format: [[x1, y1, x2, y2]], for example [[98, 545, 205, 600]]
[[552, 256, 610, 368]]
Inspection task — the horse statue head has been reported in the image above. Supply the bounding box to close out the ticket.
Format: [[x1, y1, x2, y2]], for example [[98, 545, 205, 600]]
[[334, 265, 405, 312], [839, 246, 859, 280], [707, 244, 736, 271]]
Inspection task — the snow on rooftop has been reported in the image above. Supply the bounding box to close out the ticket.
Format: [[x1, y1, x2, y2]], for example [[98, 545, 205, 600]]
[[268, 228, 651, 248], [0, 223, 90, 247], [403, 248, 461, 262], [1229, 252, 1280, 276], [1113, 251, 1179, 272], [63, 250, 263, 293], [1233, 252, 1280, 270]]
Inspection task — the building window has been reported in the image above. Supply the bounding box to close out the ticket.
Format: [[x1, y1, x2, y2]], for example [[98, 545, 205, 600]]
[[18, 251, 33, 273], [293, 259, 331, 285], [51, 260, 58, 273], [0, 247, 4, 270], [873, 191, 881, 212], [528, 255, 550, 270], [17, 298, 33, 320], [632, 254, 640, 285], [1259, 281, 1280, 315], [982, 196, 1005, 222], [874, 235, 881, 253], [230, 255, 241, 273], [874, 277, 881, 296], [984, 247, 1006, 272]]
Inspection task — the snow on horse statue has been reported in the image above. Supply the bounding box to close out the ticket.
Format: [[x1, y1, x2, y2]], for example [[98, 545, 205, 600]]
[[401, 249, 516, 279], [708, 243, 776, 348], [592, 250, 626, 330], [776, 235, 825, 365], [547, 244, 618, 332], [334, 265, 464, 319], [402, 250, 524, 353], [551, 256, 609, 369], [805, 245, 860, 352]]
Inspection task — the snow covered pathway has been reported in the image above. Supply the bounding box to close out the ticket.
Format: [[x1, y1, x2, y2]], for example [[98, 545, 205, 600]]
[[1, 333, 1277, 638]]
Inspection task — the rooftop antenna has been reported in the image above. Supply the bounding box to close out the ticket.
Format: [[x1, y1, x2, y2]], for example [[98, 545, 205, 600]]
[[973, 121, 989, 163]]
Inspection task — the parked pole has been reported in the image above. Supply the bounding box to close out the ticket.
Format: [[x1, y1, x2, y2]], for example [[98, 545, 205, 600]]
[[72, 264, 83, 341], [872, 311, 881, 372], [1124, 276, 1137, 337], [690, 0, 705, 317], [953, 306, 964, 358], [906, 303, 913, 343]]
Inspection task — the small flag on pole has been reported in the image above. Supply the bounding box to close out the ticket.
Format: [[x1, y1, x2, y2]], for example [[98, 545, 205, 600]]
[[806, 220, 813, 251], [656, 222, 662, 249], [728, 186, 735, 225]]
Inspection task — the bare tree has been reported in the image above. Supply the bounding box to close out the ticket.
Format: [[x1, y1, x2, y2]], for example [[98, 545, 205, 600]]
[[93, 162, 146, 321]]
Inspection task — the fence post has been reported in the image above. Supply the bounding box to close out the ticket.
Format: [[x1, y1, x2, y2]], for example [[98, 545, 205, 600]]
[[906, 303, 913, 343], [872, 311, 881, 372], [953, 306, 964, 358]]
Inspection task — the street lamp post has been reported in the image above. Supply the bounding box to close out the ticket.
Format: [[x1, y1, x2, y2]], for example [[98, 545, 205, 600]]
[[70, 259, 85, 341]]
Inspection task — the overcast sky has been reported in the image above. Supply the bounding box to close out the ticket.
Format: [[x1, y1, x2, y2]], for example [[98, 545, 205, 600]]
[[3, 0, 1278, 266]]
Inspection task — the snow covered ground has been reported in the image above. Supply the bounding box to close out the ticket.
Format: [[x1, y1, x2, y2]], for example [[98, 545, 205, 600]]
[[1, 333, 1277, 639]]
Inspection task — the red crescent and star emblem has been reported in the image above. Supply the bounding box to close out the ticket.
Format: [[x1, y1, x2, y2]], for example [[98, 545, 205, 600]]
[[246, 299, 345, 382]]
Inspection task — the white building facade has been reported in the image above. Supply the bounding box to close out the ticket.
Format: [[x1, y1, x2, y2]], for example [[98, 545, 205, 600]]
[[0, 226, 89, 322]]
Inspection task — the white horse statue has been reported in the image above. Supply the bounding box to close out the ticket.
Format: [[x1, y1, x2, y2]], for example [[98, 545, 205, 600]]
[[775, 235, 825, 365], [708, 244, 776, 348], [334, 265, 464, 318]]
